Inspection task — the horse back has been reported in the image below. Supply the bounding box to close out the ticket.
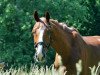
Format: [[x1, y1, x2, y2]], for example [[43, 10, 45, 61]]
[[83, 36, 100, 66], [83, 36, 100, 46]]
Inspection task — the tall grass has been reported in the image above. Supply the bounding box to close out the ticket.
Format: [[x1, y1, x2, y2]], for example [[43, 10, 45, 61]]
[[0, 60, 100, 75]]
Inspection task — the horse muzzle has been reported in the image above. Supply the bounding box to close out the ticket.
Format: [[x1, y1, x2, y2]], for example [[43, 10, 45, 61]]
[[34, 45, 46, 63], [35, 52, 46, 62]]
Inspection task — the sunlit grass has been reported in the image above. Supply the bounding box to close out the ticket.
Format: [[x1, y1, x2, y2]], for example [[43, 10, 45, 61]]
[[0, 65, 66, 75], [89, 62, 100, 75], [0, 60, 100, 75]]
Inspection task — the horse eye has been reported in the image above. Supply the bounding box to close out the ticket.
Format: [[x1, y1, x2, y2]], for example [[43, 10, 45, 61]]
[[34, 42, 37, 48], [32, 30, 36, 35], [34, 45, 36, 48], [33, 32, 36, 34], [34, 44, 37, 48]]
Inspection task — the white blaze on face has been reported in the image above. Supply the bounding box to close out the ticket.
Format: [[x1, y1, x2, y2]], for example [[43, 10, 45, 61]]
[[36, 26, 46, 61]]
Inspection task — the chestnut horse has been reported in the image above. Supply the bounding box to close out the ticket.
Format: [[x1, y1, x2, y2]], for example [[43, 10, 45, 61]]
[[32, 11, 100, 75]]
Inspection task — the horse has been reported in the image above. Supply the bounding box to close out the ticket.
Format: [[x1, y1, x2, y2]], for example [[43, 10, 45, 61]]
[[32, 11, 100, 75]]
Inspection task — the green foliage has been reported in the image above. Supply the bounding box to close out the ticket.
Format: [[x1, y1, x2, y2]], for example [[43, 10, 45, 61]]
[[0, 0, 100, 67], [0, 0, 34, 67]]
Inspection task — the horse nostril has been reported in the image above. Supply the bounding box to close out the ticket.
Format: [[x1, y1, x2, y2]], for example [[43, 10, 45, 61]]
[[42, 57, 44, 60], [35, 55, 39, 61], [35, 53, 38, 60], [36, 55, 37, 58], [43, 54, 45, 58], [35, 53, 43, 61]]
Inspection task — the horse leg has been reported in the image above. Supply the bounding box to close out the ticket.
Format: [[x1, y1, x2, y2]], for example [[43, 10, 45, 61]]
[[54, 53, 67, 74]]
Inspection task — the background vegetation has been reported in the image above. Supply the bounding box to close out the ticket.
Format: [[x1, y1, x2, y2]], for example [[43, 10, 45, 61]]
[[0, 0, 100, 68]]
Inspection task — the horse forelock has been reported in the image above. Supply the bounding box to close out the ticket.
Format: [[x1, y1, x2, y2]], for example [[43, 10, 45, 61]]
[[40, 17, 47, 22], [32, 17, 47, 32]]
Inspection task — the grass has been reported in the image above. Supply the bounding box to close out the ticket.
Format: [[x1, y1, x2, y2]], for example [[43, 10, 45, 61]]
[[0, 60, 100, 75], [0, 65, 66, 75]]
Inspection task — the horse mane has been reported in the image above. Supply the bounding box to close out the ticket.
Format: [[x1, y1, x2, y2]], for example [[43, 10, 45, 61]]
[[50, 19, 78, 34], [50, 19, 87, 48]]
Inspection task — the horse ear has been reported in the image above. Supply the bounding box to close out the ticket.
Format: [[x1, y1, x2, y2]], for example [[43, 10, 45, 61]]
[[34, 10, 40, 22], [45, 12, 50, 23]]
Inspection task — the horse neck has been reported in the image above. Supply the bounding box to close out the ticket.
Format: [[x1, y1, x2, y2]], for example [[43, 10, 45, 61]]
[[73, 31, 88, 52], [73, 31, 89, 74], [50, 21, 73, 59]]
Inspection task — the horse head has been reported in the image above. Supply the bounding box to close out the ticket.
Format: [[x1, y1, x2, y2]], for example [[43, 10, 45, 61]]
[[32, 11, 52, 62]]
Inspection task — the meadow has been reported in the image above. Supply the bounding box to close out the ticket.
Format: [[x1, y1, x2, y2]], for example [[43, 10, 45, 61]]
[[0, 60, 100, 75]]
